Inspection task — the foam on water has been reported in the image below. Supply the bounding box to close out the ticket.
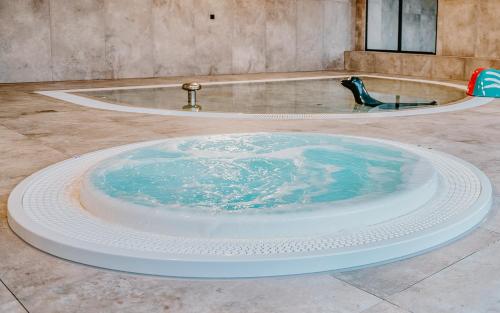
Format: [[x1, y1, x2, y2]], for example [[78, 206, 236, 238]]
[[89, 133, 424, 215]]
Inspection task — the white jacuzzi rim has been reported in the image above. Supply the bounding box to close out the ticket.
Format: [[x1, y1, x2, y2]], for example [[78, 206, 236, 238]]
[[36, 75, 495, 120], [78, 133, 441, 239], [7, 133, 493, 278]]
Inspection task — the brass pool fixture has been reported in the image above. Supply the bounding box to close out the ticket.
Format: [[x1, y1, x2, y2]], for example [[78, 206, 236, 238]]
[[182, 82, 202, 111]]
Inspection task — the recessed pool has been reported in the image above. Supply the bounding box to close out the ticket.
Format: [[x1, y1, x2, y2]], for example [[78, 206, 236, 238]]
[[8, 133, 493, 277], [75, 77, 465, 114], [38, 75, 493, 119]]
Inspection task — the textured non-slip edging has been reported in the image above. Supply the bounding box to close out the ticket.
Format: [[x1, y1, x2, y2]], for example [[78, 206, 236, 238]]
[[7, 134, 493, 278]]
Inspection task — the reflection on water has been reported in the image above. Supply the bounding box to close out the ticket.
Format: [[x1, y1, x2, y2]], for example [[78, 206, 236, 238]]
[[75, 77, 466, 114]]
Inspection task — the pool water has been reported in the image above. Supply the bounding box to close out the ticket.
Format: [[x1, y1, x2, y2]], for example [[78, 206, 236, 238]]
[[10, 132, 492, 276], [87, 133, 433, 216], [75, 77, 466, 114]]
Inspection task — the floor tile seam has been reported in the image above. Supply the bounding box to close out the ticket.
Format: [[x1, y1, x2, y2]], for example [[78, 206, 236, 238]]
[[482, 227, 500, 235], [392, 231, 500, 297], [360, 299, 415, 313], [0, 278, 29, 313], [0, 121, 73, 158], [330, 275, 388, 303], [334, 276, 415, 313], [332, 231, 500, 304]]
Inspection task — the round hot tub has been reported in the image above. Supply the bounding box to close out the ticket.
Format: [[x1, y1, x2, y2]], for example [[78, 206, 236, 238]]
[[81, 134, 438, 239], [8, 133, 493, 277]]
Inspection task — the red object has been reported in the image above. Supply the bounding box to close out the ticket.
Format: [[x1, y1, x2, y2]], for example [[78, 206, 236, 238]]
[[467, 68, 485, 96]]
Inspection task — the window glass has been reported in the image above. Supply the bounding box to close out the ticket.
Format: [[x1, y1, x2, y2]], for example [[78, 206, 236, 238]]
[[366, 0, 437, 54], [367, 0, 400, 50], [401, 0, 437, 53]]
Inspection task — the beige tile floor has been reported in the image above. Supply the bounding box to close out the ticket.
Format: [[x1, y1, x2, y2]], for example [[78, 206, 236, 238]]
[[0, 71, 499, 313]]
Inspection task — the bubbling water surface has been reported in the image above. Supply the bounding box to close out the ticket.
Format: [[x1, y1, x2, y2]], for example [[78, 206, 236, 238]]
[[89, 133, 422, 214]]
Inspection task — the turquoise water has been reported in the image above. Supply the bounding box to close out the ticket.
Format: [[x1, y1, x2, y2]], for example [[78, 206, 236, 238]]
[[89, 133, 419, 214]]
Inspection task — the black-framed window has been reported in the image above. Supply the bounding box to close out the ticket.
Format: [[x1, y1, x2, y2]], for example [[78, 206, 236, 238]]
[[365, 0, 437, 54]]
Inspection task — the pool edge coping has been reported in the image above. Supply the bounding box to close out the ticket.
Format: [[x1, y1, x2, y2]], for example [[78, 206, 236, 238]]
[[35, 75, 495, 120], [7, 133, 494, 278]]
